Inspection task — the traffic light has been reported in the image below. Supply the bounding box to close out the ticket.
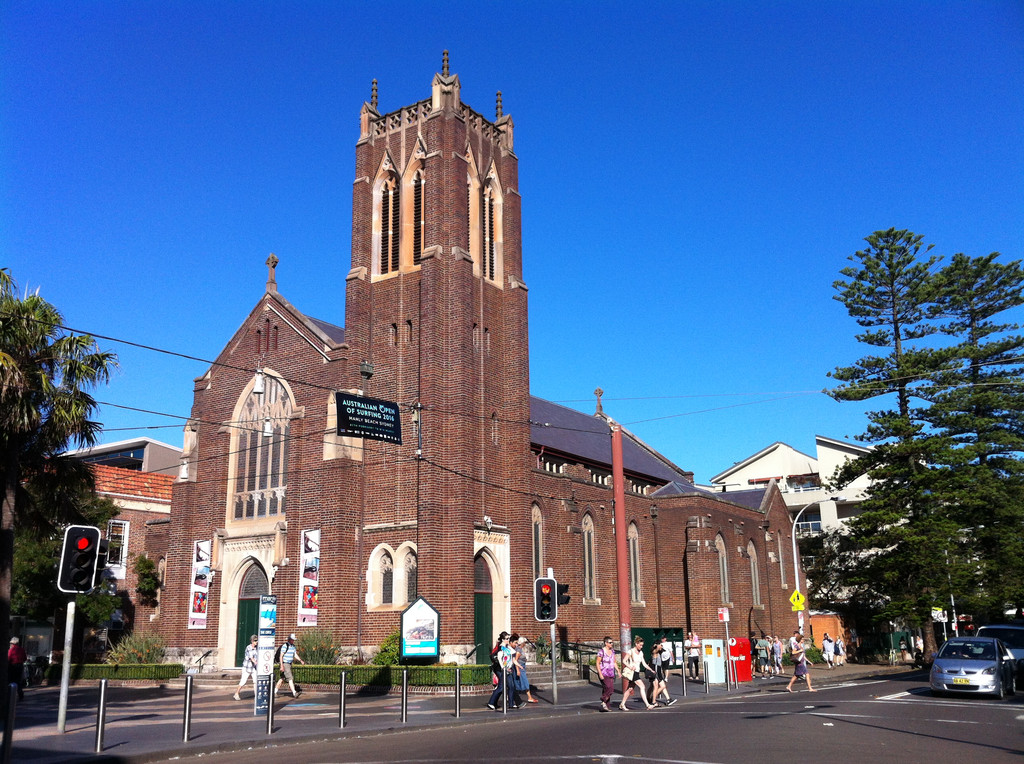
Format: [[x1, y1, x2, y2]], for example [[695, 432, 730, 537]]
[[557, 582, 570, 607], [57, 525, 101, 594], [534, 576, 557, 622]]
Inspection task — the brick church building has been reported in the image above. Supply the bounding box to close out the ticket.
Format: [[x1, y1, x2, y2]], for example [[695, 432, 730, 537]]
[[157, 58, 801, 667]]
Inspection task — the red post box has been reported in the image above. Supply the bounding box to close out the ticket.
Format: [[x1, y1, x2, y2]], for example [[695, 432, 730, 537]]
[[728, 637, 753, 683]]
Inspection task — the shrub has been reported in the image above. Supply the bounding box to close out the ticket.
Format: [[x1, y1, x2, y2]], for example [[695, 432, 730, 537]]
[[371, 629, 401, 666], [293, 663, 491, 687], [132, 554, 161, 607], [535, 634, 550, 665], [106, 630, 166, 665], [46, 663, 183, 683], [296, 628, 340, 665]]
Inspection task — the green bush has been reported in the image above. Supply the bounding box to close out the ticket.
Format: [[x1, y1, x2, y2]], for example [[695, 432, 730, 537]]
[[296, 628, 340, 665], [371, 629, 402, 666], [46, 663, 183, 683], [535, 634, 550, 665], [293, 663, 491, 687], [106, 631, 166, 664]]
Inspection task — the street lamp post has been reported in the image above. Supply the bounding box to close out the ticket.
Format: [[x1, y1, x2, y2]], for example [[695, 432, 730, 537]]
[[790, 496, 844, 634]]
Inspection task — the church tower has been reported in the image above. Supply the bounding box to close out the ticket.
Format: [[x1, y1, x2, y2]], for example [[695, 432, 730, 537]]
[[344, 53, 531, 651]]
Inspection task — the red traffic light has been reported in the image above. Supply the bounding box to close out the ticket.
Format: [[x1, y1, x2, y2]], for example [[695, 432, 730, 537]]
[[77, 536, 92, 551], [540, 584, 552, 594]]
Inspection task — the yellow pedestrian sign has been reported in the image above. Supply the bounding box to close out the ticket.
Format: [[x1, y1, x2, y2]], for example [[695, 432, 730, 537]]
[[789, 591, 806, 611]]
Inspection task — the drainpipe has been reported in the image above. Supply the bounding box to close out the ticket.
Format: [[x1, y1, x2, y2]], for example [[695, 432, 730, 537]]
[[611, 425, 631, 663]]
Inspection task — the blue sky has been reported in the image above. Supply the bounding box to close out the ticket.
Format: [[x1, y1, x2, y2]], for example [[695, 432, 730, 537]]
[[3, 1, 1022, 483]]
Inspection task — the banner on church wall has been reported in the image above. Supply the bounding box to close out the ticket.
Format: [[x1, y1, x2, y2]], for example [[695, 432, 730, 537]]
[[297, 529, 319, 626], [187, 540, 211, 629]]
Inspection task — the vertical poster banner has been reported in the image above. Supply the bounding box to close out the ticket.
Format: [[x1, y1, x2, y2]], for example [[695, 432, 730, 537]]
[[297, 529, 320, 626], [187, 540, 211, 629], [255, 594, 277, 715]]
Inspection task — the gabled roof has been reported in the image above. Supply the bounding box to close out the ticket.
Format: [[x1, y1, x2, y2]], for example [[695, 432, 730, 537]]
[[651, 480, 717, 499], [529, 397, 690, 484], [709, 441, 816, 484]]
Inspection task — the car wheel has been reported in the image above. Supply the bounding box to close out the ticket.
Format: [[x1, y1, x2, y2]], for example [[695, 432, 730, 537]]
[[1008, 673, 1016, 697], [997, 678, 1007, 700]]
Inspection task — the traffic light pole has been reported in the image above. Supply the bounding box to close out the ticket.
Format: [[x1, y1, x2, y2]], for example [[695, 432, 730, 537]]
[[57, 598, 75, 733], [550, 620, 557, 705]]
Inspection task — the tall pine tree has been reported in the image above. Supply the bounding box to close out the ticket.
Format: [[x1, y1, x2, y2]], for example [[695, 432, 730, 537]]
[[923, 253, 1024, 618]]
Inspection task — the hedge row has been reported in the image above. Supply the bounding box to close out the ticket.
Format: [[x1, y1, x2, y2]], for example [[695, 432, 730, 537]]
[[292, 664, 491, 687], [45, 664, 185, 683]]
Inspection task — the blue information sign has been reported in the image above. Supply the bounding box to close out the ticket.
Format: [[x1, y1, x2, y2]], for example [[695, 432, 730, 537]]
[[255, 594, 277, 715]]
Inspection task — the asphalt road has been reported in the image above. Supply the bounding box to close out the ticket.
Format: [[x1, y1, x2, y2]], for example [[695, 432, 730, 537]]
[[166, 673, 1024, 764]]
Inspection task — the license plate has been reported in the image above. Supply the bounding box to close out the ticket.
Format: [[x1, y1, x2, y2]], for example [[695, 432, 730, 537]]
[[952, 677, 970, 685]]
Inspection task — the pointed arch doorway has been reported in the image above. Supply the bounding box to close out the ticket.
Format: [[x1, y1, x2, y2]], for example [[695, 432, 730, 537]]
[[235, 565, 269, 666], [473, 553, 493, 661]]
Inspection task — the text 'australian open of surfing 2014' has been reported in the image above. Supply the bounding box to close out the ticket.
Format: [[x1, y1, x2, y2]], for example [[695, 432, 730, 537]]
[[335, 392, 403, 444]]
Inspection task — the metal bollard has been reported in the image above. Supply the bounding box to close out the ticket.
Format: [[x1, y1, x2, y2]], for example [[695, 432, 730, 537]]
[[182, 674, 194, 742], [704, 661, 710, 695], [454, 668, 461, 718], [266, 687, 274, 735], [400, 668, 409, 723], [681, 668, 687, 698], [94, 678, 108, 753], [338, 671, 346, 728], [2, 684, 17, 764]]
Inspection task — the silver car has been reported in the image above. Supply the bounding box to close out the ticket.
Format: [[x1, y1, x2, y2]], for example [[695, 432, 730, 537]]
[[930, 636, 1017, 698]]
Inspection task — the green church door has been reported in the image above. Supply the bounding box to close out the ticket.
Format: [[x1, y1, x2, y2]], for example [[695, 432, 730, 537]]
[[235, 600, 259, 666], [235, 565, 269, 666], [473, 554, 492, 662]]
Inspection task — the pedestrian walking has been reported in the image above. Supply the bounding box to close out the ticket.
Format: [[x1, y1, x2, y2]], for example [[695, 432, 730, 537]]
[[651, 642, 676, 705], [511, 634, 537, 703], [685, 632, 701, 681], [822, 632, 835, 669], [487, 633, 516, 710], [8, 637, 27, 701], [835, 635, 846, 667], [772, 635, 784, 676], [786, 630, 816, 693], [274, 633, 305, 698], [596, 636, 618, 712], [233, 635, 258, 700], [620, 636, 657, 710]]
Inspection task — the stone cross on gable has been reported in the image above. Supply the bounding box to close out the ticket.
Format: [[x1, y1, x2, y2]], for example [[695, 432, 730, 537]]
[[266, 253, 279, 292], [594, 387, 604, 415]]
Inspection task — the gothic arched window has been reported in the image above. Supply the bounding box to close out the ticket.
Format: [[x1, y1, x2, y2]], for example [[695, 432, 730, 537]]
[[628, 522, 642, 603], [748, 540, 761, 606], [375, 168, 400, 276], [380, 550, 394, 605], [715, 534, 730, 603], [531, 504, 543, 580], [405, 550, 418, 603], [582, 514, 596, 600], [231, 375, 292, 521]]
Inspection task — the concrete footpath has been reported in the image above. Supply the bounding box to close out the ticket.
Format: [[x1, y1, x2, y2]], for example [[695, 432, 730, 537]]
[[3, 661, 918, 763]]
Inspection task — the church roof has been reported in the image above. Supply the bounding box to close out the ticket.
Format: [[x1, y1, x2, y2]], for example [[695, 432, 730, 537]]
[[529, 397, 691, 484], [307, 316, 346, 345]]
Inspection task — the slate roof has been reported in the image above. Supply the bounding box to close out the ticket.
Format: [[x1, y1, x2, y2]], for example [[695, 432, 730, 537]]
[[529, 397, 690, 484], [307, 316, 346, 345]]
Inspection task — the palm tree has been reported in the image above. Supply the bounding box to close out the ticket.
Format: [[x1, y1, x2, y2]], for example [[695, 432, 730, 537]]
[[0, 267, 117, 698]]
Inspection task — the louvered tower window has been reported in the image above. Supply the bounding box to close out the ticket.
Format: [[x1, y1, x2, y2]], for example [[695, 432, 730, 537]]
[[412, 171, 424, 264], [485, 190, 496, 281], [379, 176, 400, 274]]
